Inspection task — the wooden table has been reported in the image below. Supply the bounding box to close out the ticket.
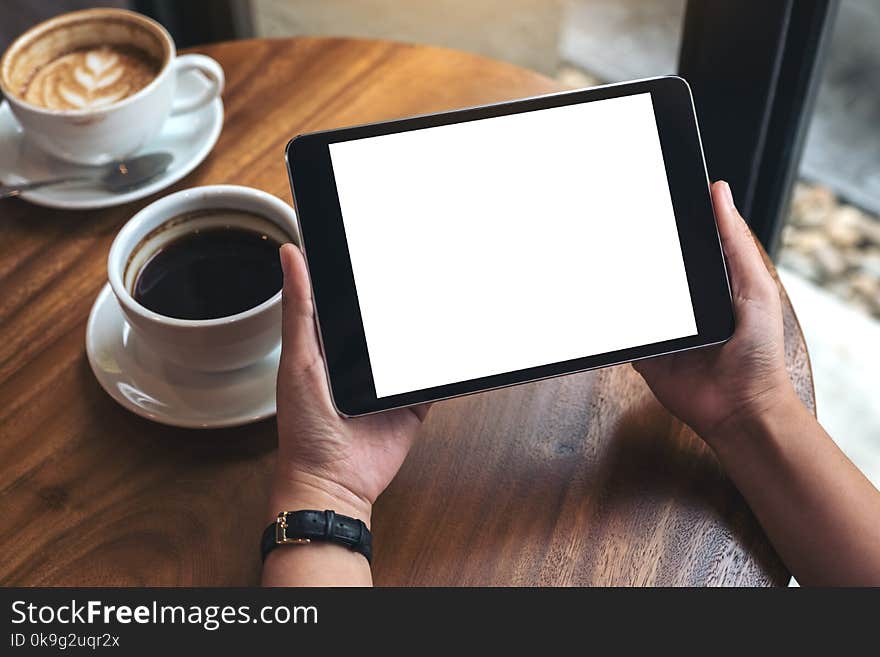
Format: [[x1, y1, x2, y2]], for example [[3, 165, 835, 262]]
[[0, 37, 814, 586]]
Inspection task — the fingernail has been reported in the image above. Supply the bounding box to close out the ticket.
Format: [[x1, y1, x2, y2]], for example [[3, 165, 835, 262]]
[[279, 244, 291, 280], [720, 181, 735, 209]]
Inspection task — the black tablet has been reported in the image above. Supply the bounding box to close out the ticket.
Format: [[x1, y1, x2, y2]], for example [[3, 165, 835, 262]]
[[286, 75, 733, 417]]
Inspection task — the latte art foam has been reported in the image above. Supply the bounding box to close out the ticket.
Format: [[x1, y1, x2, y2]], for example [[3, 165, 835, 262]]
[[23, 45, 159, 110]]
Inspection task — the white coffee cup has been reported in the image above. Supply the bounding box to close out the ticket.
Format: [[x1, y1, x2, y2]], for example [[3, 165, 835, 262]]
[[108, 185, 299, 372], [0, 8, 224, 165]]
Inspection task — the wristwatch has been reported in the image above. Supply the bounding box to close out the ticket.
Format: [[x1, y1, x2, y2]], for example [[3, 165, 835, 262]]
[[260, 510, 372, 563]]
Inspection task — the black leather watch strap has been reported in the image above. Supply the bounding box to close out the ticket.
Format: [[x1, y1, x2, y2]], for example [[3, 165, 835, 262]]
[[260, 510, 372, 563]]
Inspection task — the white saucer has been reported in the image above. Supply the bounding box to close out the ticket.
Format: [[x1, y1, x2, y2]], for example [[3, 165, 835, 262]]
[[86, 283, 279, 429], [0, 69, 223, 210]]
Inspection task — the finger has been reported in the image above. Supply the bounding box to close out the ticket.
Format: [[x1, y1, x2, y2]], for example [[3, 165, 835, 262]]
[[279, 243, 321, 368], [632, 355, 665, 379], [409, 403, 432, 422], [711, 181, 775, 302]]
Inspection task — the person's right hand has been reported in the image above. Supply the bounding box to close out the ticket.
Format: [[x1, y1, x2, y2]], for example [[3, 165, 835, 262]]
[[633, 181, 797, 444]]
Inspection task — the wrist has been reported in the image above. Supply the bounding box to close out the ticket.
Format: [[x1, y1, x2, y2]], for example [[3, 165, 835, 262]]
[[263, 468, 374, 586], [705, 384, 806, 459], [268, 468, 373, 528]]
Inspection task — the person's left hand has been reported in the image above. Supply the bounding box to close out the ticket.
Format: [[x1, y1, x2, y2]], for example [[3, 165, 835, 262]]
[[269, 243, 429, 526]]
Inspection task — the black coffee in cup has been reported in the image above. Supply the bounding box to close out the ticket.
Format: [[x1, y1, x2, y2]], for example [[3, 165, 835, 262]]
[[131, 210, 285, 320]]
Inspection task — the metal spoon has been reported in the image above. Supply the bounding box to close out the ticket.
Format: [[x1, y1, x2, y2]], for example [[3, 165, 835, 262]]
[[0, 152, 174, 199]]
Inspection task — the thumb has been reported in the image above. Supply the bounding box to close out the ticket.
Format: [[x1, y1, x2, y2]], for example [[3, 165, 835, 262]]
[[711, 181, 775, 303], [279, 243, 322, 369]]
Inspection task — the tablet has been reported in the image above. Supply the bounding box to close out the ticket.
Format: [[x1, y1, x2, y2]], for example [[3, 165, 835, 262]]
[[286, 76, 733, 417]]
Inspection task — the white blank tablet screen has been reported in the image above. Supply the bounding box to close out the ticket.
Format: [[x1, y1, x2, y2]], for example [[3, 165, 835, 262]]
[[329, 93, 697, 398]]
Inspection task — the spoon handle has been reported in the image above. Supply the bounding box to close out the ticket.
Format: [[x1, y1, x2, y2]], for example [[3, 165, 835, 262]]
[[0, 175, 94, 199]]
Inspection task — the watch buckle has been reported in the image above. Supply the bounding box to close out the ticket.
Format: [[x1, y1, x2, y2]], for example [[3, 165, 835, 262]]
[[275, 511, 311, 545]]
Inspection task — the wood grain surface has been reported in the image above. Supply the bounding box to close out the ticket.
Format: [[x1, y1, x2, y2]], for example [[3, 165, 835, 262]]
[[0, 37, 813, 586]]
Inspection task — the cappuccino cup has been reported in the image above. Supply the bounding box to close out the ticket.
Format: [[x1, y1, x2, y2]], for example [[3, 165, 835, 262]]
[[108, 186, 300, 372], [0, 8, 224, 165]]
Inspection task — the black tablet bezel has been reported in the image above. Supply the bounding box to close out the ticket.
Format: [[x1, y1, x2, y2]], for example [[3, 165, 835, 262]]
[[286, 75, 733, 417]]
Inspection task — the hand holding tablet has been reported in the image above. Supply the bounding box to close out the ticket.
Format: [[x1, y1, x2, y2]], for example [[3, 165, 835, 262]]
[[278, 78, 880, 585], [286, 76, 733, 416]]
